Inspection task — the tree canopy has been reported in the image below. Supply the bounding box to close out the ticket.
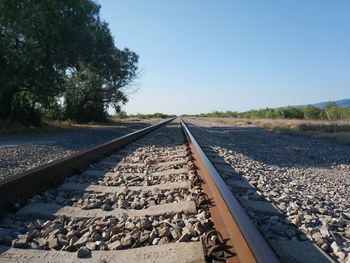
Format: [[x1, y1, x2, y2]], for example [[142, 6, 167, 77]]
[[0, 0, 138, 124]]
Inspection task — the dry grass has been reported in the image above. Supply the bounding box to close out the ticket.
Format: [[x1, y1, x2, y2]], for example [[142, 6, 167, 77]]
[[0, 119, 76, 136], [0, 117, 161, 136], [192, 117, 350, 145], [108, 116, 162, 123]]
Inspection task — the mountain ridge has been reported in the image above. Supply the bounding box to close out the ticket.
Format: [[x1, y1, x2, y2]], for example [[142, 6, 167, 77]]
[[296, 99, 350, 109], [312, 99, 350, 108]]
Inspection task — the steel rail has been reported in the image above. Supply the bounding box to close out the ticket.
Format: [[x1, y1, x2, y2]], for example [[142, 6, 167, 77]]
[[180, 118, 280, 263], [0, 118, 174, 212]]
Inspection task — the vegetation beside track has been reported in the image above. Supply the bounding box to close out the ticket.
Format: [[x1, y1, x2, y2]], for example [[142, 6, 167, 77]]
[[113, 112, 176, 120], [0, 118, 161, 136], [0, 0, 138, 126], [188, 102, 350, 121], [191, 117, 350, 144], [184, 102, 350, 144]]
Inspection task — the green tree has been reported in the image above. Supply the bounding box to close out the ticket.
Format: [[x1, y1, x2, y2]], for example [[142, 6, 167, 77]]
[[343, 107, 350, 120], [64, 65, 106, 122], [64, 46, 138, 122], [303, 105, 324, 120], [325, 102, 342, 121], [0, 0, 138, 124], [9, 91, 42, 125], [282, 107, 304, 119]]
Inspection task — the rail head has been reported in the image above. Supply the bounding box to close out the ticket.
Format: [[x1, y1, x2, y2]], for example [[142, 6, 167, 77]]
[[180, 118, 280, 263], [0, 118, 175, 213]]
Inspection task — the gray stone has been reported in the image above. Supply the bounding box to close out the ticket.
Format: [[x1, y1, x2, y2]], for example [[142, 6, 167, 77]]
[[102, 230, 111, 240], [91, 232, 101, 242], [277, 202, 286, 211], [170, 229, 181, 240], [85, 242, 96, 251], [240, 200, 281, 216], [290, 215, 302, 227], [304, 214, 314, 222], [344, 228, 350, 239], [149, 228, 157, 244], [76, 246, 91, 258], [12, 238, 28, 249], [101, 203, 112, 211], [131, 201, 143, 209], [152, 238, 160, 245], [139, 232, 150, 243], [331, 241, 340, 253], [177, 233, 191, 242], [334, 251, 345, 261], [118, 200, 129, 209], [28, 229, 40, 240], [74, 234, 89, 247], [29, 242, 39, 249], [124, 221, 134, 230], [312, 232, 324, 246], [269, 240, 334, 263], [48, 236, 60, 249], [140, 218, 152, 230], [320, 243, 329, 251], [319, 226, 330, 238], [37, 238, 48, 248], [121, 234, 133, 247], [158, 237, 169, 245], [159, 227, 170, 238], [108, 240, 122, 250]]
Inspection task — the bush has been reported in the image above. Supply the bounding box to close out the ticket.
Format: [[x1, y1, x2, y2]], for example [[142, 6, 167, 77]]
[[303, 105, 324, 120], [126, 113, 175, 119], [42, 102, 64, 120], [281, 107, 304, 119], [116, 111, 128, 119], [195, 105, 350, 121], [325, 102, 344, 121], [9, 92, 42, 126], [196, 111, 238, 118]]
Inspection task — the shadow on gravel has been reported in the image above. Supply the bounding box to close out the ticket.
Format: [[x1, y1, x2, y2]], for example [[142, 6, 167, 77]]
[[0, 121, 152, 150], [183, 123, 344, 263], [186, 123, 350, 168], [0, 121, 155, 178], [195, 147, 335, 263]]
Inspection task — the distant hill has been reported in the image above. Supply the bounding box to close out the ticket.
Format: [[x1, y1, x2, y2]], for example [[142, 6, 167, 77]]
[[311, 99, 350, 108], [295, 99, 350, 109]]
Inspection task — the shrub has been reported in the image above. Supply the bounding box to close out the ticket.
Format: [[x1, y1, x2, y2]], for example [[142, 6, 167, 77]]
[[9, 92, 42, 126], [303, 105, 324, 120]]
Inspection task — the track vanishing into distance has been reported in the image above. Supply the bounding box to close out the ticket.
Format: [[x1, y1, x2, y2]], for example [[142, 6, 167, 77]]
[[0, 118, 335, 263]]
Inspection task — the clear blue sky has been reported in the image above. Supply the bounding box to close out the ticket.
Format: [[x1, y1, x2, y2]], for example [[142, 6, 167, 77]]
[[98, 0, 350, 115]]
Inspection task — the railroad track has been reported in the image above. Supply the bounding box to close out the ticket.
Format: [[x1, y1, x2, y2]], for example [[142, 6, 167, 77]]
[[183, 119, 338, 263], [0, 118, 332, 262]]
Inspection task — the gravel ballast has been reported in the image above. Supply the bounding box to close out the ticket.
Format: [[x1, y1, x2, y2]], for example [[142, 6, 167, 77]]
[[0, 121, 155, 179], [0, 121, 215, 260]]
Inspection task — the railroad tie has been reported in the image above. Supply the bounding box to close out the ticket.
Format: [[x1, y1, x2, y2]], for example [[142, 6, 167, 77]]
[[58, 181, 191, 193], [15, 201, 197, 220], [0, 242, 206, 263], [80, 168, 189, 178]]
